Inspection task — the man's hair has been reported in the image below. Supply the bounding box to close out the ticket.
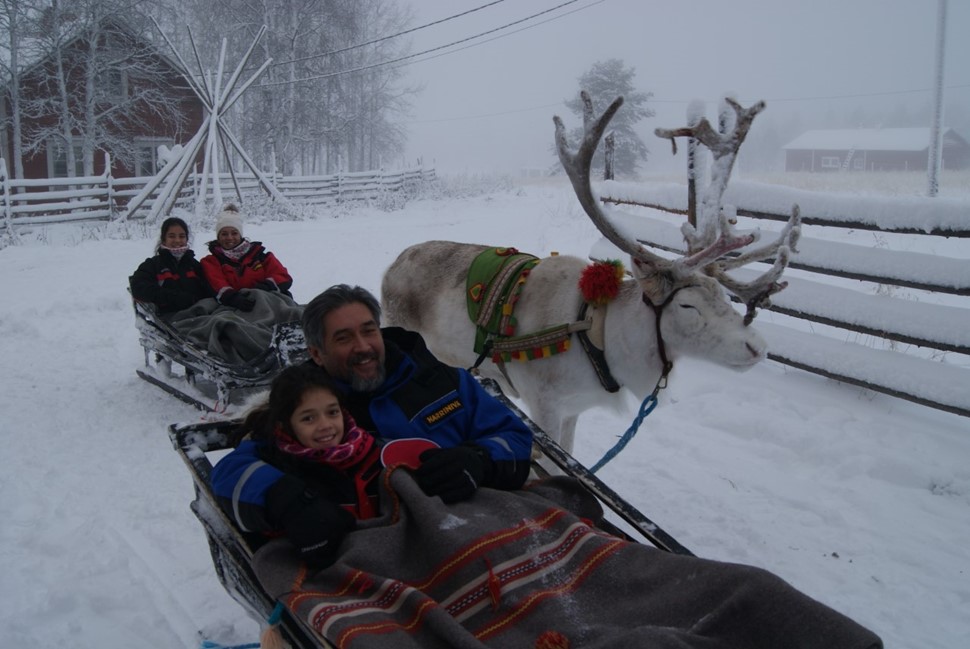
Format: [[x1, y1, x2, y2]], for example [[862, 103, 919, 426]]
[[301, 284, 382, 349]]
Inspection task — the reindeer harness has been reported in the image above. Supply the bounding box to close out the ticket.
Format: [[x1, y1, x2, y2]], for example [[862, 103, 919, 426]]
[[465, 247, 627, 392], [464, 247, 682, 473]]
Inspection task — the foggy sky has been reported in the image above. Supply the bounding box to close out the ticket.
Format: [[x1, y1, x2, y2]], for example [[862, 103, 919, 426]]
[[397, 0, 970, 175]]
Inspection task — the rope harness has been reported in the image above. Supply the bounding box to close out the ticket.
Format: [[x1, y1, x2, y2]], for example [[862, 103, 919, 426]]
[[465, 248, 683, 472], [587, 290, 679, 474]]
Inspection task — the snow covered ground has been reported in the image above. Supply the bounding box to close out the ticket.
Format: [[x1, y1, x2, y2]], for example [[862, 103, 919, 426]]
[[1, 179, 968, 648]]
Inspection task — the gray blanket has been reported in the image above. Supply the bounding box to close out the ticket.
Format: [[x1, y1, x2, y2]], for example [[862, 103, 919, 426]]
[[165, 291, 304, 366], [254, 471, 882, 649]]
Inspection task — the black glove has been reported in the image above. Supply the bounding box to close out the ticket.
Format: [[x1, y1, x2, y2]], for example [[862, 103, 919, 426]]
[[267, 476, 356, 569], [255, 280, 279, 292], [415, 444, 492, 504], [220, 289, 256, 312]]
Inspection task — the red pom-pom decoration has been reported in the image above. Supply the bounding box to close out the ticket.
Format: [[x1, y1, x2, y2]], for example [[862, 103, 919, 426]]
[[578, 259, 624, 305]]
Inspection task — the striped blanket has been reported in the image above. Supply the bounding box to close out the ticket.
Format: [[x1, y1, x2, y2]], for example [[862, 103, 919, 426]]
[[253, 470, 881, 649]]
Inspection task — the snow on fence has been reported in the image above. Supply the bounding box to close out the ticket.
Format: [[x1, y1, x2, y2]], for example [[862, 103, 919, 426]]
[[591, 179, 970, 419], [0, 165, 436, 228]]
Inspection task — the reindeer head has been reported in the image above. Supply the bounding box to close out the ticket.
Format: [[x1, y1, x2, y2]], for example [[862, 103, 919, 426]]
[[554, 91, 800, 324]]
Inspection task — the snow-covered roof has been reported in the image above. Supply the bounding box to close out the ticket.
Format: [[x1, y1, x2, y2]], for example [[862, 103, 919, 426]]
[[2, 17, 182, 86], [782, 128, 961, 152]]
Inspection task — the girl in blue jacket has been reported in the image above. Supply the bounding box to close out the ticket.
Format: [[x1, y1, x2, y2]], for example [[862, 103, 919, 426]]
[[214, 364, 381, 568]]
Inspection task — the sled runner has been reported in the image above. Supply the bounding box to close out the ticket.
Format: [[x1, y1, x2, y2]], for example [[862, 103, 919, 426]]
[[168, 377, 691, 649], [132, 297, 308, 412]]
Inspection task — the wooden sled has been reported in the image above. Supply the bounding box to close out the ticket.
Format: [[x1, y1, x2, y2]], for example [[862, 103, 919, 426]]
[[132, 296, 308, 412], [168, 378, 691, 648]]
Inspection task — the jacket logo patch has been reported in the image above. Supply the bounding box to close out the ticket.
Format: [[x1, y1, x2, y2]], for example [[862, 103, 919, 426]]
[[424, 399, 463, 425]]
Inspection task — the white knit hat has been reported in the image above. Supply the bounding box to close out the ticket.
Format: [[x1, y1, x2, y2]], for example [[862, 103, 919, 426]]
[[215, 205, 243, 237]]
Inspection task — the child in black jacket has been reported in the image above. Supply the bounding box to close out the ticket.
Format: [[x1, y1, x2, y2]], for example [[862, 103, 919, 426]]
[[129, 217, 213, 314]]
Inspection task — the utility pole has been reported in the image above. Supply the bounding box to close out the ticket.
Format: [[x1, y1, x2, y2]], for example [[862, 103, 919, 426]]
[[927, 0, 947, 197]]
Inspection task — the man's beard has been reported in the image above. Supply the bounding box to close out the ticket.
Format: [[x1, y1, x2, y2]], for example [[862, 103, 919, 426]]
[[348, 353, 386, 392]]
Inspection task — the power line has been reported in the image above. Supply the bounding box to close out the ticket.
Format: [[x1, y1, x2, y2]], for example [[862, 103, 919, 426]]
[[389, 0, 606, 71], [257, 0, 587, 88], [716, 83, 970, 105], [270, 0, 508, 68], [404, 101, 564, 125], [400, 84, 970, 125]]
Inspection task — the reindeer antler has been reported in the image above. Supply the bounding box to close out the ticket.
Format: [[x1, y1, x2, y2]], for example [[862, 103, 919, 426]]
[[655, 98, 801, 322], [554, 91, 759, 304], [657, 98, 765, 253], [706, 204, 801, 323]]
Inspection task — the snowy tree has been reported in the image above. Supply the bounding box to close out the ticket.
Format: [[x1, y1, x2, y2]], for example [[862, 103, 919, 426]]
[[563, 58, 654, 178], [172, 0, 415, 175], [0, 0, 44, 180]]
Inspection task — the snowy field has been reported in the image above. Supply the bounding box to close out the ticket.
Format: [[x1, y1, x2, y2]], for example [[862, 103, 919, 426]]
[[1, 178, 968, 648]]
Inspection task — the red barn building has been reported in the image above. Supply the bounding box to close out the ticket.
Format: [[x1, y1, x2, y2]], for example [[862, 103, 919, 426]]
[[0, 18, 204, 180], [783, 127, 970, 172]]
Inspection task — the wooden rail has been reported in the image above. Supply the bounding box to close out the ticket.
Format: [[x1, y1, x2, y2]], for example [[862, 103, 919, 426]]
[[591, 179, 970, 419], [0, 166, 435, 228]]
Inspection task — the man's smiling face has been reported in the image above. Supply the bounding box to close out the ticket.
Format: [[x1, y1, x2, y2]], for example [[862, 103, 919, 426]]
[[309, 302, 386, 391]]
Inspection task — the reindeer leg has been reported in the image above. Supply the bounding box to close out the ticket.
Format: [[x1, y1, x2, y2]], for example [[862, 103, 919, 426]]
[[559, 414, 579, 456]]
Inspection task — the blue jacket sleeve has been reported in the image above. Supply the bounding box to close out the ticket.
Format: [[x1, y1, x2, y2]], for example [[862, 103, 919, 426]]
[[210, 440, 286, 534], [455, 369, 533, 490]]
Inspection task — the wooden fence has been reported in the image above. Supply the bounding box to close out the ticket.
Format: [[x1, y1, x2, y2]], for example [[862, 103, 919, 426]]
[[590, 179, 970, 419], [0, 159, 435, 230]]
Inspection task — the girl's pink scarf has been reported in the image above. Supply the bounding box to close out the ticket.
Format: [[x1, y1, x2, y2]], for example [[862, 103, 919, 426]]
[[273, 410, 374, 471], [216, 240, 252, 262]]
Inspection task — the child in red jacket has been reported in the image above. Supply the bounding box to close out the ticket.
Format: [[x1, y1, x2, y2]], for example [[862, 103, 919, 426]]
[[201, 204, 294, 311]]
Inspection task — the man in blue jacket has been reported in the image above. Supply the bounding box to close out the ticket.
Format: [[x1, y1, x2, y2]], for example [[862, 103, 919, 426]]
[[211, 285, 533, 553]]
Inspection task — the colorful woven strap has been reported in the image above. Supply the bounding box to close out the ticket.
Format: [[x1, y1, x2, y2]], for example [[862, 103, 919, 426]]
[[466, 247, 540, 355]]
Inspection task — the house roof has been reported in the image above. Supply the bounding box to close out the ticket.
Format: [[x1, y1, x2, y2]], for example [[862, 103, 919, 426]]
[[3, 16, 187, 88], [782, 127, 965, 152]]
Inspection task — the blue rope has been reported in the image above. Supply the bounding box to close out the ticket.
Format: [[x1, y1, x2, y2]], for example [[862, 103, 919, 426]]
[[589, 392, 658, 474], [267, 601, 285, 625]]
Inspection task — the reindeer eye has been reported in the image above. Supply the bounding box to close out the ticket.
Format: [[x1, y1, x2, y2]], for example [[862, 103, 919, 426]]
[[679, 304, 698, 311]]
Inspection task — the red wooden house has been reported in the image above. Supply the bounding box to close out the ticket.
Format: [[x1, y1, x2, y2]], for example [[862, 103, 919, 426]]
[[0, 17, 204, 181], [782, 127, 970, 172]]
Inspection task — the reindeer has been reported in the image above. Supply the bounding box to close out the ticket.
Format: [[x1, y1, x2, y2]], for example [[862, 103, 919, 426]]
[[381, 92, 800, 453]]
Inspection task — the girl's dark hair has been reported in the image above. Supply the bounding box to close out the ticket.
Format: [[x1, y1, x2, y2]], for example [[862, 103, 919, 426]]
[[230, 364, 341, 446], [157, 217, 191, 251]]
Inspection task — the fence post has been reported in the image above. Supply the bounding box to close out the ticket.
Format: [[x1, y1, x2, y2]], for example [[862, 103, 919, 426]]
[[604, 133, 615, 181], [103, 152, 115, 219], [0, 158, 12, 233]]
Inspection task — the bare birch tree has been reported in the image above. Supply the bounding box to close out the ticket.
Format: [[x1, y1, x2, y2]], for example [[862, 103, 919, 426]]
[[0, 0, 44, 179], [170, 0, 415, 174]]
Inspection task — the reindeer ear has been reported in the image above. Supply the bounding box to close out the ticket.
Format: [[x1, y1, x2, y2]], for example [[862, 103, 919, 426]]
[[631, 257, 671, 305]]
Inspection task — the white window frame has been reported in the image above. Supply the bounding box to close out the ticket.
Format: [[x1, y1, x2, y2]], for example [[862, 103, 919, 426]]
[[47, 138, 84, 178], [819, 156, 841, 169], [97, 68, 128, 103]]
